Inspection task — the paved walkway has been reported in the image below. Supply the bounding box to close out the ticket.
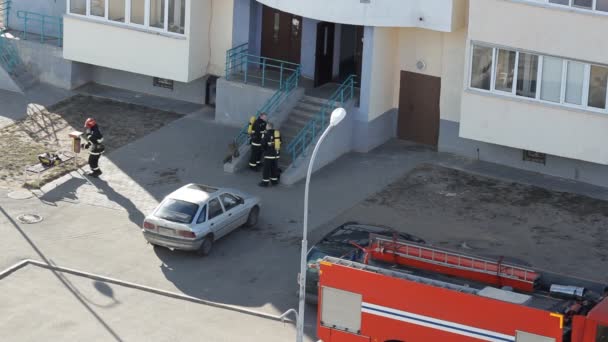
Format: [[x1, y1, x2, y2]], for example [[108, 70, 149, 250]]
[[0, 83, 73, 129]]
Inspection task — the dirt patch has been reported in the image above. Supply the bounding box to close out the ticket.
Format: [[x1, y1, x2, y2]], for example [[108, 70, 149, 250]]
[[322, 164, 608, 282], [0, 95, 183, 189]]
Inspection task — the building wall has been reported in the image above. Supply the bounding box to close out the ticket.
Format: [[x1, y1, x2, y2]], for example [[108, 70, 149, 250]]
[[64, 0, 234, 82], [207, 0, 235, 76], [6, 0, 65, 37], [368, 27, 398, 121], [232, 0, 251, 46], [460, 0, 608, 165], [91, 66, 207, 104], [470, 0, 608, 65], [63, 16, 191, 81], [300, 18, 319, 79], [255, 0, 465, 32]]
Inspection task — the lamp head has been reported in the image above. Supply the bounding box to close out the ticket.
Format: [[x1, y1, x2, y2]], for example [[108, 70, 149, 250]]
[[329, 107, 346, 127]]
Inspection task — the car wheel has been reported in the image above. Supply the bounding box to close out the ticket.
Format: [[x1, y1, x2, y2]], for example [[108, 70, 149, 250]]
[[197, 236, 213, 256], [244, 206, 259, 228]]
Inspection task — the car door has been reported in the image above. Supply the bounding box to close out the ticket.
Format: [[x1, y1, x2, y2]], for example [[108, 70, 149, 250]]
[[220, 192, 249, 230], [219, 193, 248, 233], [206, 197, 228, 239]]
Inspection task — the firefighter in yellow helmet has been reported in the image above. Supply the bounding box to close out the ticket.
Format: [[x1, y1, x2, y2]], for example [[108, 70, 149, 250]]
[[248, 113, 267, 171], [259, 122, 281, 187]]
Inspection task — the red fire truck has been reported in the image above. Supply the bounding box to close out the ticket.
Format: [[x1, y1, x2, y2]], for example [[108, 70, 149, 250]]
[[316, 234, 608, 342]]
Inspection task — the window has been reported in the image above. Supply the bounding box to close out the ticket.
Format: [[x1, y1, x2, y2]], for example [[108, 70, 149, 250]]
[[220, 193, 240, 212], [196, 205, 207, 224], [70, 0, 86, 15], [168, 0, 185, 33], [598, 0, 608, 12], [540, 56, 563, 103], [597, 324, 608, 342], [109, 0, 126, 22], [208, 198, 224, 220], [91, 0, 106, 17], [588, 65, 608, 109], [154, 199, 199, 224], [516, 53, 539, 98], [494, 49, 516, 92], [131, 0, 145, 25], [565, 61, 585, 105], [573, 0, 593, 9], [547, 0, 608, 12], [469, 43, 608, 113], [273, 12, 280, 42], [149, 0, 165, 29], [470, 45, 493, 90]]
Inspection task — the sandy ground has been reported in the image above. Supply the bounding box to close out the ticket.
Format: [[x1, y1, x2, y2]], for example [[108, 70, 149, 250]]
[[0, 95, 183, 189], [316, 164, 608, 283]]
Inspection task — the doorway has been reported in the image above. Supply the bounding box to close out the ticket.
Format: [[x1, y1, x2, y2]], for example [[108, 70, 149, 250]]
[[397, 71, 441, 147], [338, 25, 364, 86], [314, 22, 335, 87], [261, 5, 302, 65]]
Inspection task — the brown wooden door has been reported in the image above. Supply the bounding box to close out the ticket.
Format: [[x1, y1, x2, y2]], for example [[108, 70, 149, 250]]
[[261, 5, 302, 65], [314, 22, 335, 87], [397, 71, 441, 147]]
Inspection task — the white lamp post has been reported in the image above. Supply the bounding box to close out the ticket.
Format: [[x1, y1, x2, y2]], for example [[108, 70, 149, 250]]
[[296, 107, 347, 342]]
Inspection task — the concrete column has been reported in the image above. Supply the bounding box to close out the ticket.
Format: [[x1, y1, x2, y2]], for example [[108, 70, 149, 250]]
[[232, 0, 251, 47]]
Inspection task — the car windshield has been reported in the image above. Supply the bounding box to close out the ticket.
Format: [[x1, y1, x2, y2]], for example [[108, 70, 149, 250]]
[[155, 199, 199, 224]]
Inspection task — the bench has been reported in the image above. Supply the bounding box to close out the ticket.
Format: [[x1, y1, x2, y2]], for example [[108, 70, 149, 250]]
[[24, 150, 77, 185]]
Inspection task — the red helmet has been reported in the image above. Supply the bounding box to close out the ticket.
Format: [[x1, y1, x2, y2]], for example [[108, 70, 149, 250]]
[[84, 118, 96, 129]]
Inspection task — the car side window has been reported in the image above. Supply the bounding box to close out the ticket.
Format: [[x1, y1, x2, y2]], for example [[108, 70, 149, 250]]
[[220, 193, 240, 212], [196, 205, 207, 224], [207, 198, 224, 220]]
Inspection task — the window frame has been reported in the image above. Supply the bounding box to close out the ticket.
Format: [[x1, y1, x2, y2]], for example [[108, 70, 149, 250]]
[[66, 0, 186, 36], [468, 42, 608, 115], [207, 198, 224, 221], [219, 193, 241, 212], [544, 0, 608, 14], [195, 205, 207, 224]]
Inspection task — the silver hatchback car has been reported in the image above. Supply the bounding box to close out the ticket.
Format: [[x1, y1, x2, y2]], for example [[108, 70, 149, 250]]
[[142, 183, 261, 256]]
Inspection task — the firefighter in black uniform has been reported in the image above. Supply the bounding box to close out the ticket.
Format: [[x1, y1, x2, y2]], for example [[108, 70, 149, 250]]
[[81, 117, 105, 177], [259, 122, 281, 187], [248, 113, 267, 171]]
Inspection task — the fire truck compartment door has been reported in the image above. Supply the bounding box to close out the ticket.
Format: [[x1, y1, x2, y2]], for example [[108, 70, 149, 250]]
[[321, 286, 363, 334], [515, 331, 556, 342]]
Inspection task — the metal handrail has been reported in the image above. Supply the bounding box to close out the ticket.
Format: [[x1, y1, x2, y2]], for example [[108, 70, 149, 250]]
[[0, 36, 19, 74], [286, 75, 356, 164], [233, 66, 301, 147], [0, 0, 11, 30], [225, 42, 301, 90], [16, 10, 63, 46]]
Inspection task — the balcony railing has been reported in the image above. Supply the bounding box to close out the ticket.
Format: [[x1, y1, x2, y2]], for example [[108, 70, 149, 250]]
[[17, 10, 63, 46], [225, 42, 300, 90], [286, 75, 356, 165]]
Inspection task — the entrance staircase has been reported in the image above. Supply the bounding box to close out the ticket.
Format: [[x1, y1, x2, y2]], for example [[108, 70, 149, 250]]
[[278, 96, 329, 170]]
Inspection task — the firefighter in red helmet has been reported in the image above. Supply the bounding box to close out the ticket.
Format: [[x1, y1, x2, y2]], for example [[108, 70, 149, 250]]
[[81, 117, 105, 177]]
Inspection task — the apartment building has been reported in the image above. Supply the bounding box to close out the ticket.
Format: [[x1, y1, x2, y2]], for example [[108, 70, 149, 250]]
[[2, 0, 607, 187]]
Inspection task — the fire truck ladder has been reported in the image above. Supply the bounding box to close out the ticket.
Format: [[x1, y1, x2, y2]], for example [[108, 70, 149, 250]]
[[323, 256, 478, 294], [367, 235, 540, 292]]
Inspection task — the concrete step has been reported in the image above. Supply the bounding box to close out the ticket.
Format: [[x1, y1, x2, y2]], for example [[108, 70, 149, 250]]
[[294, 101, 324, 113], [301, 95, 328, 105]]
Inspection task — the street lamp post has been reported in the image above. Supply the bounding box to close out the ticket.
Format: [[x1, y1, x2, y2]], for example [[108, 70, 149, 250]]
[[296, 107, 347, 342]]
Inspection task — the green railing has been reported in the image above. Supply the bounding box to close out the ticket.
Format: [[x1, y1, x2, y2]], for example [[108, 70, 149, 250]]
[[286, 75, 357, 165], [233, 66, 302, 147], [0, 0, 10, 31], [0, 34, 19, 74], [17, 10, 63, 46], [225, 42, 300, 90]]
